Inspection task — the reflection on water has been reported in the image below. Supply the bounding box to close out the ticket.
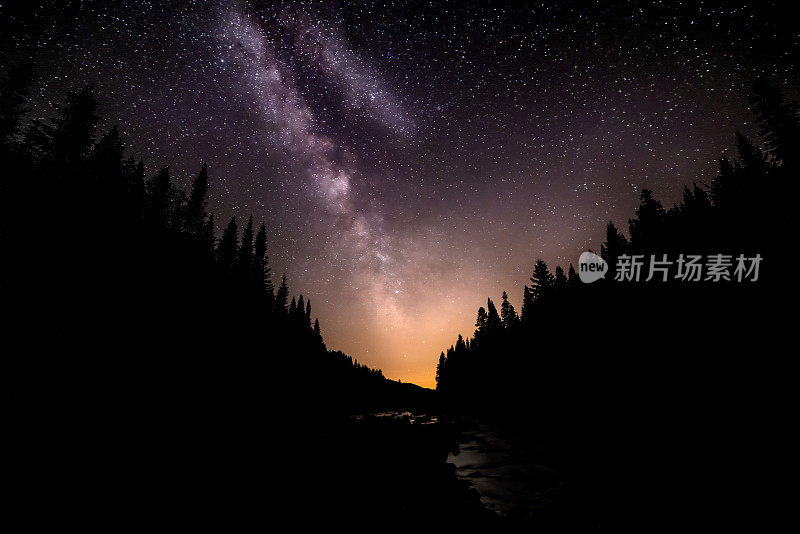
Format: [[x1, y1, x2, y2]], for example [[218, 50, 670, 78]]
[[353, 412, 440, 425], [350, 413, 567, 522], [447, 423, 567, 520]]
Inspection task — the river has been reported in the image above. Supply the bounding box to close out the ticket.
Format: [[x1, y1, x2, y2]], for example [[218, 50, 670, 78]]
[[447, 420, 568, 522]]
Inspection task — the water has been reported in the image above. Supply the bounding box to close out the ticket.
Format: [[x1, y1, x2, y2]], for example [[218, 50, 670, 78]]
[[447, 423, 567, 520], [349, 412, 568, 521]]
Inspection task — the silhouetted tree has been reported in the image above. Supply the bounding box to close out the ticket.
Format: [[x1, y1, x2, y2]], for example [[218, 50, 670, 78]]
[[434, 80, 800, 532], [750, 78, 800, 168], [121, 156, 145, 217], [521, 285, 533, 324], [567, 263, 579, 286], [529, 259, 554, 301], [202, 214, 216, 256], [217, 216, 239, 272], [35, 85, 99, 165], [254, 223, 274, 299], [186, 163, 209, 238], [554, 265, 567, 291], [0, 62, 34, 150], [275, 274, 289, 315], [145, 167, 172, 230], [486, 298, 502, 337], [474, 306, 488, 345], [500, 291, 518, 328], [296, 295, 306, 325], [3, 81, 414, 523], [239, 215, 254, 280], [313, 318, 323, 347], [455, 334, 467, 355], [435, 351, 446, 391], [601, 221, 629, 273], [628, 189, 665, 250], [90, 125, 124, 183]]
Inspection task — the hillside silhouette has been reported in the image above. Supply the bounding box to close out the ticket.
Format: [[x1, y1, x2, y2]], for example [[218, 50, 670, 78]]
[[434, 79, 800, 529], [0, 68, 433, 523]]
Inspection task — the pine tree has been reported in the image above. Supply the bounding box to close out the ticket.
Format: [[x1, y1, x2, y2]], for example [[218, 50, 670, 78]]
[[254, 222, 274, 297], [217, 216, 238, 271], [296, 295, 305, 324], [22, 85, 98, 165], [289, 297, 297, 318], [474, 306, 488, 344], [435, 351, 446, 391], [91, 126, 124, 182], [530, 259, 554, 301], [50, 86, 99, 164], [554, 265, 567, 291], [0, 62, 34, 150], [121, 157, 145, 217], [601, 221, 628, 273], [313, 318, 323, 348], [145, 167, 172, 230], [305, 299, 312, 330], [239, 215, 254, 280], [500, 291, 518, 328], [712, 155, 739, 210], [455, 334, 467, 354], [750, 78, 800, 168], [681, 183, 712, 220], [202, 214, 216, 257], [521, 285, 533, 324], [186, 163, 209, 237], [628, 189, 665, 250], [486, 297, 502, 337], [275, 274, 289, 315], [567, 263, 579, 287]]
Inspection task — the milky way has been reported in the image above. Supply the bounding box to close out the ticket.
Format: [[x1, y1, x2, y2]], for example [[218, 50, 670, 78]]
[[2, 1, 797, 386]]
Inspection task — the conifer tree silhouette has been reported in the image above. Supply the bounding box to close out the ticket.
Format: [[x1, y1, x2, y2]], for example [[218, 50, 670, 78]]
[[529, 259, 554, 301], [500, 290, 518, 328], [218, 216, 239, 272], [186, 163, 209, 238], [486, 298, 502, 337], [275, 274, 289, 315], [601, 221, 629, 274], [239, 215, 254, 280], [521, 285, 533, 324], [567, 263, 579, 286], [750, 78, 800, 168], [145, 167, 173, 230], [0, 62, 34, 150], [473, 306, 488, 346], [628, 189, 665, 250], [253, 222, 274, 299], [296, 294, 305, 325], [554, 265, 567, 291]]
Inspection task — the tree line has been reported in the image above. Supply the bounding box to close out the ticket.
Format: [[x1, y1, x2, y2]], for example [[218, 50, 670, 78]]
[[433, 79, 800, 529], [1, 66, 423, 519]]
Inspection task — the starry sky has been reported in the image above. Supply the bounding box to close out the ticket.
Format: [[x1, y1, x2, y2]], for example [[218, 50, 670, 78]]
[[2, 1, 798, 388]]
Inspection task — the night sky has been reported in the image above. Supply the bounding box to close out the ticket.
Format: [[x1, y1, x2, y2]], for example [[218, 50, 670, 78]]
[[2, 1, 797, 387]]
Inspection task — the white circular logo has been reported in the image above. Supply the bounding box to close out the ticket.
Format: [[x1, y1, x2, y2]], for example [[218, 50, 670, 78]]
[[578, 251, 608, 283]]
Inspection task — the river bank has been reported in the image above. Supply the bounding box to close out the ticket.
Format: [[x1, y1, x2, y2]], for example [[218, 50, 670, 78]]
[[296, 412, 574, 533]]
